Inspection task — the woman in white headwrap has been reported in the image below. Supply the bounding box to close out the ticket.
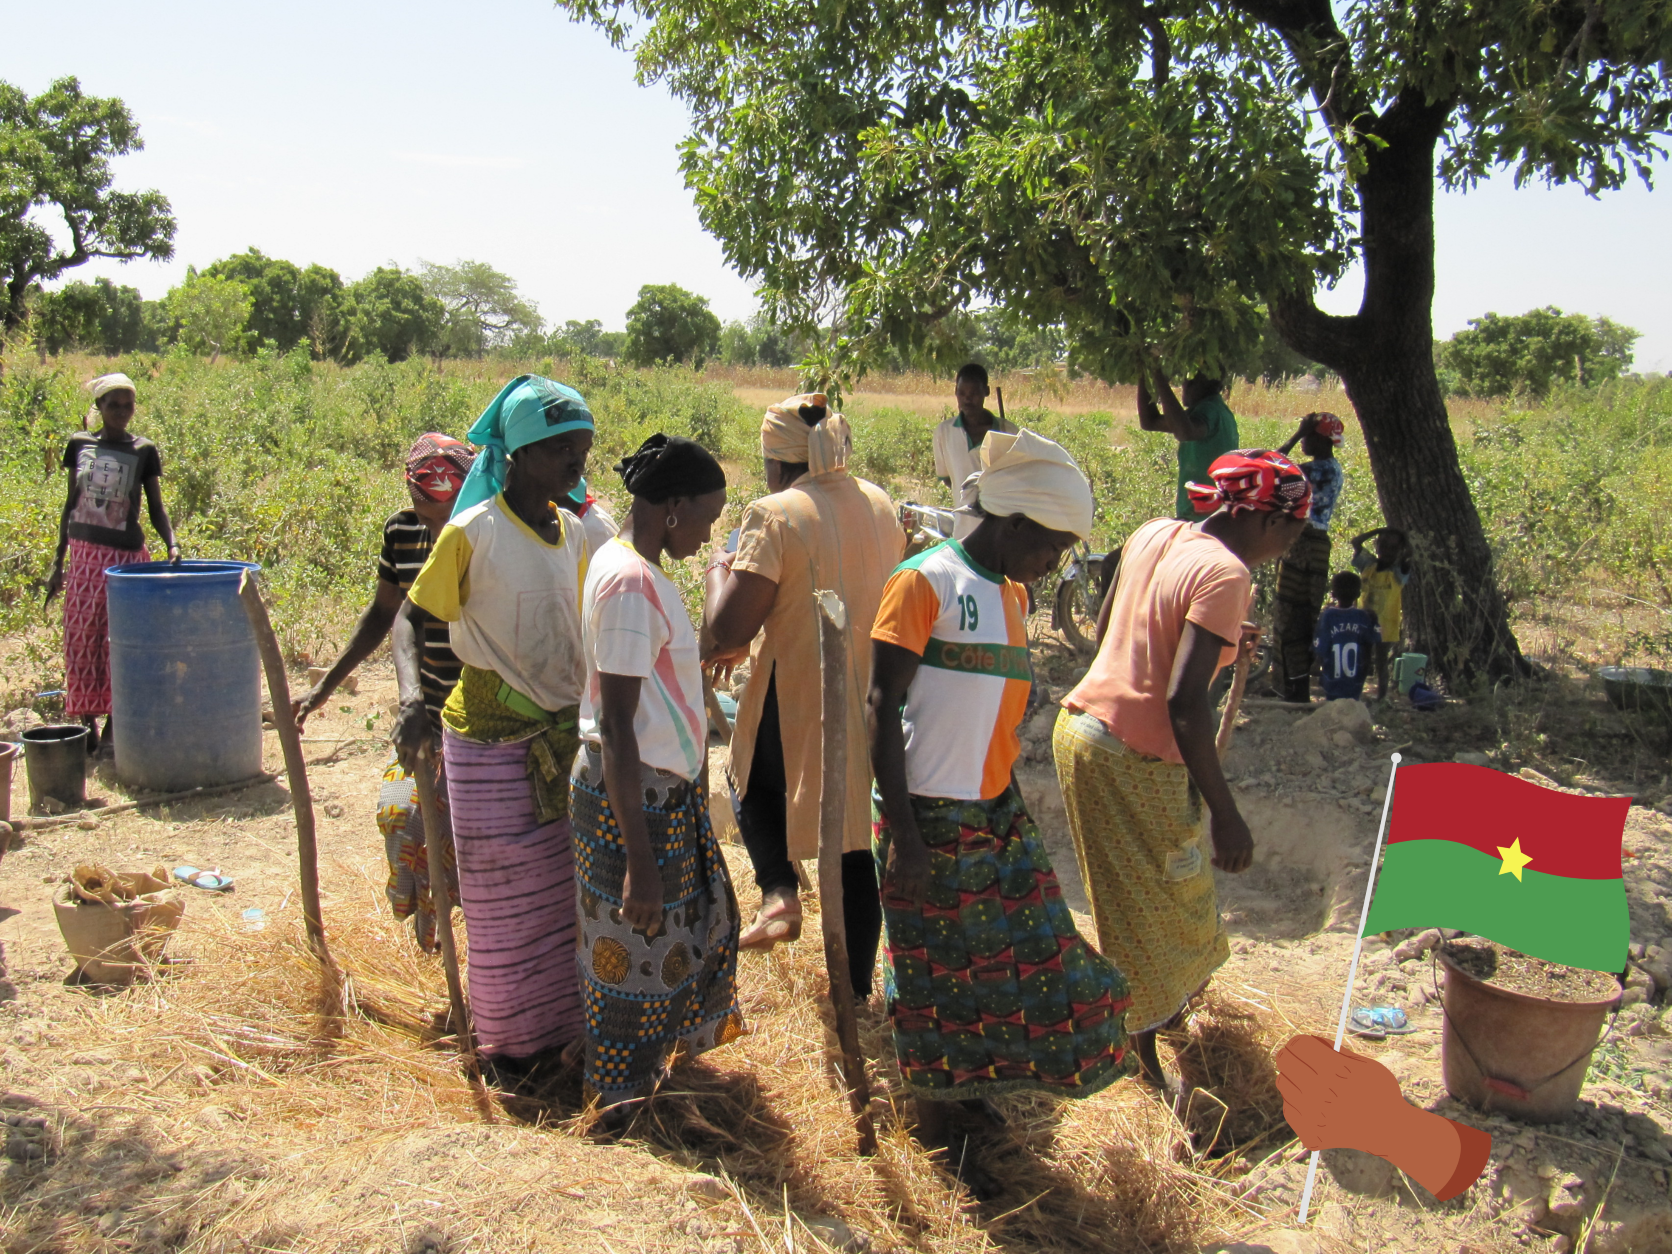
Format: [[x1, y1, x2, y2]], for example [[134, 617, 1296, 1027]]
[[866, 430, 1134, 1194], [702, 394, 904, 999], [44, 373, 181, 755]]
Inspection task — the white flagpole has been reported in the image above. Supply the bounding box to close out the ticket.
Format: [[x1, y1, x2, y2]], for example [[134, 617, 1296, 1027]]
[[1298, 751, 1403, 1225]]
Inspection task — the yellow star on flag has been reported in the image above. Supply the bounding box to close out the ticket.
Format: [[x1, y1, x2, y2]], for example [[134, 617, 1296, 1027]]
[[1496, 838, 1533, 881]]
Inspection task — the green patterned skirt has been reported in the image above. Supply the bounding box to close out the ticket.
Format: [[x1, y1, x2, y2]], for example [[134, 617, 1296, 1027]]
[[873, 784, 1135, 1100]]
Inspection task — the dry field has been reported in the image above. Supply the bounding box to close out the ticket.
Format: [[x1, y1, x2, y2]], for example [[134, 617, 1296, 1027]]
[[4, 623, 1672, 1253]]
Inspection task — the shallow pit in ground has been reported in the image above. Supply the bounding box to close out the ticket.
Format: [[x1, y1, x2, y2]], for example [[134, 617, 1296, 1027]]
[[1017, 703, 1384, 944]]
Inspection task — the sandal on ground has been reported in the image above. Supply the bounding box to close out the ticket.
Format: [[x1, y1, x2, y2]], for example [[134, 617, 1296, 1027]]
[[1349, 1005, 1416, 1038], [172, 866, 235, 892], [738, 892, 802, 951]]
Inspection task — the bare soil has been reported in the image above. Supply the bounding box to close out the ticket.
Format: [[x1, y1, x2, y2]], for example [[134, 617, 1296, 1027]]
[[1443, 941, 1624, 1004]]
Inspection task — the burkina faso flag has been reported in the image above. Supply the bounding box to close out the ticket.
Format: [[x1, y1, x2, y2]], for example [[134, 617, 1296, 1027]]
[[1362, 763, 1631, 973]]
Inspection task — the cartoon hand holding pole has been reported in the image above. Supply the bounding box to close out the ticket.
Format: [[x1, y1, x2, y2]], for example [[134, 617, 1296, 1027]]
[[1276, 1034, 1491, 1201], [1290, 753, 1630, 1220]]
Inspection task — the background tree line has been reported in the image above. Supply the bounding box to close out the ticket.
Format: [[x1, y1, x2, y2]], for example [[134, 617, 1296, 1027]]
[[3, 74, 1650, 399]]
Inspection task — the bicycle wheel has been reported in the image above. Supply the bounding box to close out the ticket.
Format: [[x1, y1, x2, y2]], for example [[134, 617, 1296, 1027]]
[[1056, 573, 1099, 659]]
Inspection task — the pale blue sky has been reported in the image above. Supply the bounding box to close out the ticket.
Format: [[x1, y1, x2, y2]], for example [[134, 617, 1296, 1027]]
[[4, 0, 1667, 369]]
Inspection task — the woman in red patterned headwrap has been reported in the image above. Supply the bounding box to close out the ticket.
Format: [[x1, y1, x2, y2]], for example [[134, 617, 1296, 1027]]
[[1053, 450, 1312, 1091], [292, 432, 474, 951]]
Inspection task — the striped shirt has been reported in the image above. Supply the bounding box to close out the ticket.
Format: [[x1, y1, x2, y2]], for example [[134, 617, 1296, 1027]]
[[378, 511, 462, 731]]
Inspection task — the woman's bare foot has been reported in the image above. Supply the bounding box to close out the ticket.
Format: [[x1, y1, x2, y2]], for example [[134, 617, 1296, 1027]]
[[913, 1097, 1004, 1202], [738, 887, 802, 951], [1134, 1029, 1169, 1089]]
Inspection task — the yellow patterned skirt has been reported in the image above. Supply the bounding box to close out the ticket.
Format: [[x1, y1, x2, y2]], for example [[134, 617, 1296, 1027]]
[[1052, 709, 1229, 1031]]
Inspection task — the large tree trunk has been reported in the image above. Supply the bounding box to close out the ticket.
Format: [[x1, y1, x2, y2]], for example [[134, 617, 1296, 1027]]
[[1272, 88, 1526, 688]]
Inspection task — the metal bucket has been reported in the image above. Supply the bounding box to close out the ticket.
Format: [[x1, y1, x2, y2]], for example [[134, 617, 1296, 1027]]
[[22, 725, 89, 812], [1598, 666, 1672, 720], [1438, 946, 1620, 1122]]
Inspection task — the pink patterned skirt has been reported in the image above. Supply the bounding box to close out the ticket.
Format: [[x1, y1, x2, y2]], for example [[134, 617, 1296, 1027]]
[[64, 538, 151, 719], [442, 727, 583, 1059]]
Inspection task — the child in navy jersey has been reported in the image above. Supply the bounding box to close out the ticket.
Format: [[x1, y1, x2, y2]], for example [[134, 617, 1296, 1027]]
[[1313, 571, 1381, 701]]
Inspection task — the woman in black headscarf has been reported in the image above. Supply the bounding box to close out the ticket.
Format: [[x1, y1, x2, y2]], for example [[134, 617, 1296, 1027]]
[[569, 435, 746, 1119]]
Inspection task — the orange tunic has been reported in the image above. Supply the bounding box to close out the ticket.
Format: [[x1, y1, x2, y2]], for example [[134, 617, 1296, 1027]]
[[727, 470, 904, 859]]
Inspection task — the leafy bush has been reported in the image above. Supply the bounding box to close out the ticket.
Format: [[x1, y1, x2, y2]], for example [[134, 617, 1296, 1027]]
[[1439, 307, 1639, 399], [3, 350, 1666, 705]]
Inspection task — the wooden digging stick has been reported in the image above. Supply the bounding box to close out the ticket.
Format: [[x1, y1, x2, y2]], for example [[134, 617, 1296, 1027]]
[[413, 743, 478, 1072], [816, 590, 877, 1156], [1216, 641, 1254, 761], [702, 672, 733, 748], [237, 571, 330, 966]]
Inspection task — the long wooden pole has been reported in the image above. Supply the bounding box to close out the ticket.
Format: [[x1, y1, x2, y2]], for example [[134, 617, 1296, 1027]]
[[1216, 645, 1253, 761], [816, 590, 877, 1156], [8, 772, 277, 832], [237, 571, 330, 965], [413, 744, 473, 1057], [702, 672, 733, 748]]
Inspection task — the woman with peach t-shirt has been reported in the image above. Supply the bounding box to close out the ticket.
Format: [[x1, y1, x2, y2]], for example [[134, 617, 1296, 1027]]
[[1053, 450, 1313, 1090]]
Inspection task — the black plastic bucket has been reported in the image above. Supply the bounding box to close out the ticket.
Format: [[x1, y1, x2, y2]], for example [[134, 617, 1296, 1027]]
[[23, 725, 89, 812]]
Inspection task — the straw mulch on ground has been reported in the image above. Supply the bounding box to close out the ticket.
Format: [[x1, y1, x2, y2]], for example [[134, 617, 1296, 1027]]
[[2, 856, 1311, 1254]]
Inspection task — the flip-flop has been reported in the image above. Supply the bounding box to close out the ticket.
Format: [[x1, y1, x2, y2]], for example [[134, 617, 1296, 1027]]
[[738, 895, 803, 951], [1349, 1006, 1416, 1038], [172, 866, 235, 892]]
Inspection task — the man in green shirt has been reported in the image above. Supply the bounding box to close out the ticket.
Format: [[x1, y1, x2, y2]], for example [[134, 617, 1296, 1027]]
[[1137, 374, 1240, 520]]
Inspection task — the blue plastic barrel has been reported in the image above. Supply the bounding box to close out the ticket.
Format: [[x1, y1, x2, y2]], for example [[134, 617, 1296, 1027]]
[[107, 560, 263, 792]]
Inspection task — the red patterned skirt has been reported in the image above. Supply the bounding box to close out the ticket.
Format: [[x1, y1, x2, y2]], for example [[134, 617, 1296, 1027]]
[[64, 538, 151, 719]]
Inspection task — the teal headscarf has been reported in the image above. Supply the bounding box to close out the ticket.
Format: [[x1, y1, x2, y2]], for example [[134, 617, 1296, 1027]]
[[452, 374, 594, 517]]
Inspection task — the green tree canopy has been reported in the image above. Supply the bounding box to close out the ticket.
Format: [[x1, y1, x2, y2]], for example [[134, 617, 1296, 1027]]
[[164, 269, 253, 362], [0, 77, 176, 330], [338, 267, 444, 365], [560, 0, 1672, 683], [718, 312, 801, 368], [418, 259, 542, 357], [28, 282, 103, 355], [1440, 307, 1639, 398], [624, 283, 721, 367], [203, 249, 343, 355], [554, 318, 607, 356], [26, 276, 153, 355], [91, 278, 153, 354]]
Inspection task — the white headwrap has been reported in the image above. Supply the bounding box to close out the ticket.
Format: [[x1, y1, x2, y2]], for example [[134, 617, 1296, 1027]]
[[760, 392, 852, 478], [85, 372, 137, 427], [957, 429, 1095, 540]]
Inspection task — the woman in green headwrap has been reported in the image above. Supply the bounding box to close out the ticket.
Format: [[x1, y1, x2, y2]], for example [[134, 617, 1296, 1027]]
[[405, 375, 595, 1089]]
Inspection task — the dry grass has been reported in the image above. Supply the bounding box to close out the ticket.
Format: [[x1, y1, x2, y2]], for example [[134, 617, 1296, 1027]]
[[2, 851, 1317, 1254], [707, 363, 1506, 430]]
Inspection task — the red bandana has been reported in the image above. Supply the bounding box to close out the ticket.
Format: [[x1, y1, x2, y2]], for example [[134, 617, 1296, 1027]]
[[1187, 449, 1312, 519], [405, 433, 475, 502], [1309, 412, 1345, 445]]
